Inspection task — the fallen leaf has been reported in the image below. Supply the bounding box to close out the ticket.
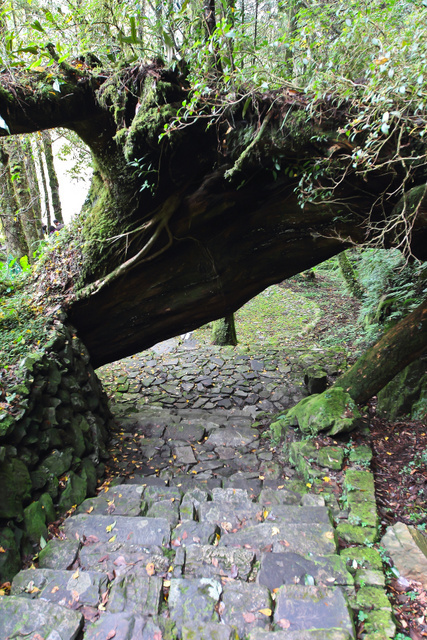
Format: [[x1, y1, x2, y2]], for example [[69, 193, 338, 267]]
[[108, 535, 117, 543], [163, 579, 171, 588], [84, 535, 99, 545], [146, 562, 156, 576], [72, 569, 79, 580], [106, 521, 116, 533], [86, 506, 94, 514], [105, 630, 116, 640], [51, 585, 60, 593], [243, 612, 256, 623], [217, 601, 225, 615], [113, 556, 126, 567], [258, 608, 272, 616], [0, 547, 5, 553], [271, 527, 280, 536], [279, 539, 290, 547], [277, 618, 291, 629]]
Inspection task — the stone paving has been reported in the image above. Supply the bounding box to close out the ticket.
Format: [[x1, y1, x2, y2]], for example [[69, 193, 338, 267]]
[[0, 339, 393, 639]]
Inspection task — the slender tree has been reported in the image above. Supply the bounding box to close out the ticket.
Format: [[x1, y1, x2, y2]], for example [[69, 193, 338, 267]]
[[35, 136, 52, 230], [42, 131, 63, 224], [4, 138, 39, 257], [0, 147, 29, 259]]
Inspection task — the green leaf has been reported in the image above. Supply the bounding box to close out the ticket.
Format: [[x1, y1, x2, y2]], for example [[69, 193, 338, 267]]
[[242, 97, 252, 119], [130, 16, 138, 43], [31, 20, 45, 33]]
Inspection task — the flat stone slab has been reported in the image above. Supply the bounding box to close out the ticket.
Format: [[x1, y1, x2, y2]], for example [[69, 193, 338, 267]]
[[168, 577, 222, 628], [273, 585, 355, 638], [257, 487, 301, 506], [381, 521, 427, 587], [146, 499, 180, 526], [12, 567, 108, 607], [142, 485, 182, 506], [221, 581, 271, 636], [174, 444, 198, 464], [63, 514, 171, 547], [172, 521, 218, 547], [38, 537, 80, 570], [78, 541, 169, 576], [107, 574, 162, 615], [257, 552, 353, 589], [219, 522, 337, 555], [84, 613, 161, 640], [248, 630, 352, 639], [184, 545, 255, 580], [76, 485, 145, 517], [262, 505, 332, 524], [182, 621, 237, 639], [199, 495, 262, 531], [205, 426, 259, 448], [164, 420, 206, 442], [0, 594, 83, 639]]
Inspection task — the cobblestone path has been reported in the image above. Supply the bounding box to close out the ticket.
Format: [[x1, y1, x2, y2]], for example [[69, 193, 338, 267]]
[[1, 341, 389, 639]]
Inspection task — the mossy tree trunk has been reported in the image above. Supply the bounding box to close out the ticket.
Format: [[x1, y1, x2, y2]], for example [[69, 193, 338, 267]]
[[336, 298, 427, 405], [338, 250, 363, 299], [212, 314, 238, 346], [4, 138, 40, 257], [42, 130, 63, 224], [0, 156, 28, 259]]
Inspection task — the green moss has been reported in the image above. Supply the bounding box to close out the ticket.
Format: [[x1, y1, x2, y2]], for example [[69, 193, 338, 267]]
[[285, 387, 362, 436], [23, 501, 47, 544], [347, 499, 378, 528], [340, 547, 383, 573], [349, 445, 373, 464], [356, 586, 391, 611], [344, 469, 375, 493], [336, 523, 377, 544]]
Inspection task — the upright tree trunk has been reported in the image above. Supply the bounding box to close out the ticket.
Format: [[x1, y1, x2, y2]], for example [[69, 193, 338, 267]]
[[0, 161, 28, 259], [36, 137, 52, 229], [42, 131, 63, 223], [212, 314, 238, 346], [338, 250, 364, 299], [22, 135, 43, 240], [337, 299, 427, 405], [3, 138, 39, 257]]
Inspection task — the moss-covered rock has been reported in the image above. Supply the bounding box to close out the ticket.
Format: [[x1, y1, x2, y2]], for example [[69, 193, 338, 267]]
[[340, 547, 383, 573], [39, 492, 56, 523], [349, 445, 372, 464], [336, 522, 378, 545], [0, 527, 21, 582], [23, 501, 48, 544], [285, 387, 362, 436], [58, 471, 87, 513], [0, 459, 31, 519], [356, 586, 392, 612]]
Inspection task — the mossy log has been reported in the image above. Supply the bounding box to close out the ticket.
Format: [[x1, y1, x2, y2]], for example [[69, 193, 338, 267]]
[[337, 298, 427, 405]]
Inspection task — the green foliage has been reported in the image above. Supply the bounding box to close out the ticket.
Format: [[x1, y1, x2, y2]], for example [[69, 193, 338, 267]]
[[357, 248, 427, 343]]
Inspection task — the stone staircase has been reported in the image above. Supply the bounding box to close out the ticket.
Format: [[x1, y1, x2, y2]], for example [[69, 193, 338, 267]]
[[0, 406, 358, 640]]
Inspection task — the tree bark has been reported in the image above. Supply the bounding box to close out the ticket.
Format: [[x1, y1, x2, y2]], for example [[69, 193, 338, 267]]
[[42, 131, 63, 223], [336, 299, 427, 405], [337, 251, 363, 299], [36, 137, 52, 229], [0, 157, 28, 259], [212, 314, 238, 346]]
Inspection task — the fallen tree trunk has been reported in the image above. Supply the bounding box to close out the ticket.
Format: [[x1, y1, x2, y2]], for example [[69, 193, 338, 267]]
[[336, 299, 427, 406]]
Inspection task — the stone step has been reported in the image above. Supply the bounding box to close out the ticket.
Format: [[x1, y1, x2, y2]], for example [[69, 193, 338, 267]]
[[63, 513, 171, 547], [0, 595, 83, 639], [219, 521, 337, 556]]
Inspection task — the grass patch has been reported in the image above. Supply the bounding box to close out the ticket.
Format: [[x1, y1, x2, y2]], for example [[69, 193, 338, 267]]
[[193, 285, 321, 347]]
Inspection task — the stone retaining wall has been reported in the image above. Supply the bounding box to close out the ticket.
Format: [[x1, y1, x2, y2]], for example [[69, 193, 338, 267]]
[[0, 321, 112, 582]]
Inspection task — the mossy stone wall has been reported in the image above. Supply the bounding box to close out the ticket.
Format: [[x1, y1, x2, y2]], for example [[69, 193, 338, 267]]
[[0, 321, 112, 582]]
